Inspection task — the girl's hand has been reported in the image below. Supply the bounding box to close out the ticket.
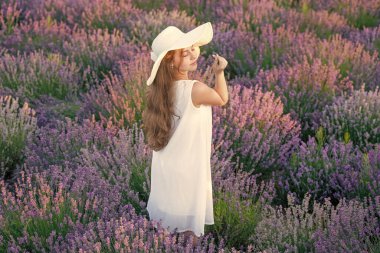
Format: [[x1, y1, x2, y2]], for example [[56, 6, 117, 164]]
[[211, 53, 228, 74]]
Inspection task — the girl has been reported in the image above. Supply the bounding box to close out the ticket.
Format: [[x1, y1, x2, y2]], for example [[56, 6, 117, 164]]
[[142, 22, 228, 245]]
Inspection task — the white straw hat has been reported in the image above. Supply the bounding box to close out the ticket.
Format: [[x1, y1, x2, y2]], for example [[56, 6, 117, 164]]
[[146, 22, 213, 86]]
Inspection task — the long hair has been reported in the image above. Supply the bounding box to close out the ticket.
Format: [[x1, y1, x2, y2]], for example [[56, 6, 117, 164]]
[[142, 49, 185, 151]]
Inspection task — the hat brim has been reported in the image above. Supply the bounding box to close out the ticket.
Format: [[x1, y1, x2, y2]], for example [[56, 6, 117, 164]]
[[147, 22, 213, 86]]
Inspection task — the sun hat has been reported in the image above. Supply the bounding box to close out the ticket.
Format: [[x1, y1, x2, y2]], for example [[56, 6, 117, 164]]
[[146, 22, 213, 86]]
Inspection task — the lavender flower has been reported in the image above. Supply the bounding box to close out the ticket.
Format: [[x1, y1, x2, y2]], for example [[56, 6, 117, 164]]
[[279, 127, 363, 204], [255, 56, 354, 140], [0, 95, 37, 182], [24, 117, 118, 173], [212, 84, 301, 178], [0, 50, 82, 100], [321, 85, 380, 152]]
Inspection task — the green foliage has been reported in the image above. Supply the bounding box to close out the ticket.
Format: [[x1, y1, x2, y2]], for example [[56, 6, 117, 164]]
[[374, 38, 380, 56], [273, 0, 304, 10], [279, 127, 327, 201], [349, 8, 379, 29], [0, 96, 37, 181], [315, 126, 326, 147], [355, 147, 380, 200], [343, 131, 350, 144], [0, 187, 85, 252], [0, 52, 80, 100], [205, 190, 261, 249], [124, 162, 150, 216], [301, 2, 310, 14], [322, 86, 380, 152], [261, 42, 275, 70], [132, 0, 165, 11], [338, 59, 352, 79]]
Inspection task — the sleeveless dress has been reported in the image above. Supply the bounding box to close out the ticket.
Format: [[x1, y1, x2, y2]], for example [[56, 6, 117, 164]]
[[146, 79, 214, 237]]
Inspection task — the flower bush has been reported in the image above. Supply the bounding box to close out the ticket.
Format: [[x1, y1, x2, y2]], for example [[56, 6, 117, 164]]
[[255, 56, 354, 140], [0, 95, 37, 181], [127, 7, 197, 46], [209, 22, 319, 78], [24, 117, 118, 173], [212, 84, 301, 179], [251, 193, 325, 252], [0, 17, 74, 55], [77, 53, 150, 129], [312, 196, 380, 252], [278, 127, 363, 204], [321, 86, 380, 152], [78, 123, 151, 215], [61, 28, 141, 82], [207, 147, 276, 250], [28, 94, 82, 128], [18, 0, 143, 33], [310, 34, 380, 91], [0, 168, 228, 252], [347, 25, 380, 54], [251, 193, 380, 252], [277, 8, 351, 39], [0, 50, 82, 100], [304, 0, 380, 29], [0, 0, 30, 36], [356, 144, 380, 199], [1, 0, 380, 251]]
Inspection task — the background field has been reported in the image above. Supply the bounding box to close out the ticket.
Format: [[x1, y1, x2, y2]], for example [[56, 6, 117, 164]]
[[1, 0, 380, 252]]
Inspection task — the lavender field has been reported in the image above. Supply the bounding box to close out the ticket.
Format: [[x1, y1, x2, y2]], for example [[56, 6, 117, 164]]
[[1, 0, 380, 252]]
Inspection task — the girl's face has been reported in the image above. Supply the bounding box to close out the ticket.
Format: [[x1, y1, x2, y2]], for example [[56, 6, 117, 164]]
[[173, 45, 200, 73]]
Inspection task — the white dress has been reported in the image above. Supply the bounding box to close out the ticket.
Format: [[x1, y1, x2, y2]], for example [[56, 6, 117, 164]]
[[146, 79, 214, 237]]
